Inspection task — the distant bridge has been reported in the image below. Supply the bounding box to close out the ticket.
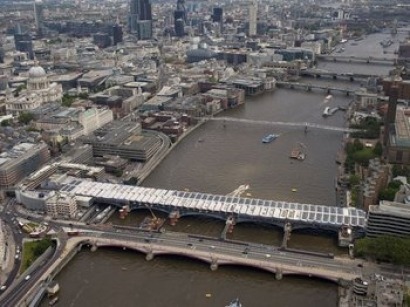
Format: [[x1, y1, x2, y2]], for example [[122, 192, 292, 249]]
[[206, 116, 359, 133], [316, 54, 396, 65], [300, 69, 380, 81], [277, 81, 356, 96]]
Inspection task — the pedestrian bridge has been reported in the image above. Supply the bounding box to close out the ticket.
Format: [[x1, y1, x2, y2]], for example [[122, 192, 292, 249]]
[[61, 180, 366, 231]]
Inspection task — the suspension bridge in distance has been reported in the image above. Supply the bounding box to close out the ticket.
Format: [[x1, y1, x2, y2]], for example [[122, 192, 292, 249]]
[[205, 117, 359, 133]]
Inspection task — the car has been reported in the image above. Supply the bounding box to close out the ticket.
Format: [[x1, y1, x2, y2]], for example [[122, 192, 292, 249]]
[[24, 275, 31, 281], [0, 285, 6, 291], [15, 255, 19, 260], [357, 264, 363, 268]]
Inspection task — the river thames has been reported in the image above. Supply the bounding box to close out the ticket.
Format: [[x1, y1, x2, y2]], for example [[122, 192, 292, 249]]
[[41, 31, 406, 307]]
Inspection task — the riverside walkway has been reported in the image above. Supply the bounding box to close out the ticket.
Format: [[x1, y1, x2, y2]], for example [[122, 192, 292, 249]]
[[60, 180, 367, 231]]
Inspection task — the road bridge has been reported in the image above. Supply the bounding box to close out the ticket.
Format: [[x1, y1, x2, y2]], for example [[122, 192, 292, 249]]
[[316, 54, 396, 65], [58, 180, 367, 233], [277, 81, 356, 96], [12, 229, 367, 306], [206, 116, 358, 133], [300, 69, 380, 81]]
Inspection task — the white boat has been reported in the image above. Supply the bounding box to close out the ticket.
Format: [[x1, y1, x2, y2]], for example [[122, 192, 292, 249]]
[[323, 107, 339, 117], [225, 298, 242, 307]]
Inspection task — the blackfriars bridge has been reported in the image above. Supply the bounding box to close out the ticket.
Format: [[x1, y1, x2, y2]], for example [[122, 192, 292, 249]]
[[61, 180, 367, 232]]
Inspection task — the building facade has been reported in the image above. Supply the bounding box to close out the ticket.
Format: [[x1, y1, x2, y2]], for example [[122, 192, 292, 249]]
[[0, 143, 50, 188], [46, 194, 78, 219], [367, 201, 410, 238], [6, 65, 63, 116]]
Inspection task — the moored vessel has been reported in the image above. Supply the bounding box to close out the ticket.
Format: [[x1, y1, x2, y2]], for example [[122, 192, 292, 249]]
[[262, 134, 278, 143]]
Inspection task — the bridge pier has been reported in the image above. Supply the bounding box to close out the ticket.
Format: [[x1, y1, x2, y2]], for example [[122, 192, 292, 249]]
[[145, 252, 154, 261], [168, 210, 180, 226], [210, 259, 218, 271], [332, 75, 337, 80], [275, 270, 283, 280], [220, 216, 235, 240], [326, 88, 331, 94], [281, 222, 292, 249]]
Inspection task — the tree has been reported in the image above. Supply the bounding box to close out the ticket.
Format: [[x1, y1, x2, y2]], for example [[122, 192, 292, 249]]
[[354, 236, 410, 266], [373, 141, 383, 156], [18, 112, 34, 125], [349, 174, 360, 187], [1, 120, 10, 127], [62, 94, 76, 107], [78, 92, 89, 99]]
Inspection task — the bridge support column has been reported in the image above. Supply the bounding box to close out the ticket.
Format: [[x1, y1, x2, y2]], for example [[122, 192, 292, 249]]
[[168, 210, 180, 226], [275, 270, 283, 280], [281, 222, 292, 249], [220, 216, 235, 240], [210, 259, 218, 271], [146, 252, 154, 261]]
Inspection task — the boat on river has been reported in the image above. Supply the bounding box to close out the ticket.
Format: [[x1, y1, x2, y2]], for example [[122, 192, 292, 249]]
[[262, 134, 279, 143], [225, 298, 242, 307], [49, 296, 59, 306]]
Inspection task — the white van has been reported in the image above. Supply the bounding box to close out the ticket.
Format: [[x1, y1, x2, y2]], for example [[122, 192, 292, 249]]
[[24, 275, 31, 281]]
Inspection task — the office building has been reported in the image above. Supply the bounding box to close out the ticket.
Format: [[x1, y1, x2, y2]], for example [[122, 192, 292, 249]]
[[93, 33, 112, 48], [14, 33, 34, 60], [137, 20, 153, 40], [34, 0, 44, 36], [174, 0, 186, 37], [46, 193, 77, 219], [367, 201, 410, 238], [112, 24, 123, 45], [83, 121, 163, 162], [248, 0, 257, 36], [129, 0, 152, 39], [0, 143, 50, 188], [213, 7, 223, 23]]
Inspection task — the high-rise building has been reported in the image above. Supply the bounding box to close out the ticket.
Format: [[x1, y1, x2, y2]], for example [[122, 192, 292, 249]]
[[14, 33, 34, 59], [174, 0, 186, 37], [137, 20, 153, 40], [34, 0, 44, 36], [129, 0, 152, 39], [212, 7, 223, 23], [112, 24, 123, 45], [174, 19, 185, 37], [248, 0, 257, 36]]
